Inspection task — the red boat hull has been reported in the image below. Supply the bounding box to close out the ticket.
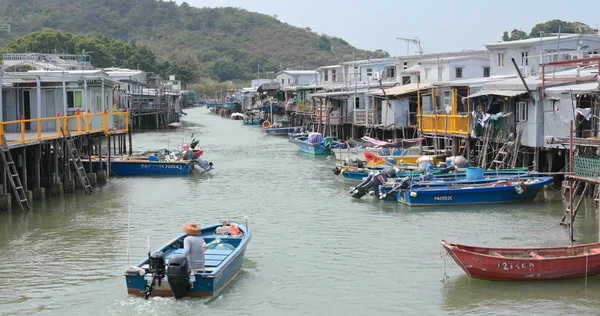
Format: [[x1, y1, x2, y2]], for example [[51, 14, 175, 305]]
[[441, 240, 600, 281]]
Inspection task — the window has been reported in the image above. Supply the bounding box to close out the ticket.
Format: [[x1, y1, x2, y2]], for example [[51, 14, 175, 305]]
[[497, 52, 504, 67], [324, 72, 328, 81], [402, 76, 411, 85], [282, 79, 284, 84], [444, 91, 451, 106], [424, 68, 429, 79], [355, 97, 360, 109], [521, 52, 529, 66], [288, 79, 291, 84], [517, 102, 528, 121], [67, 91, 83, 108], [332, 69, 336, 82], [366, 68, 373, 78], [552, 100, 559, 112], [403, 61, 408, 70], [385, 66, 396, 78], [455, 67, 463, 79], [95, 92, 101, 111], [483, 67, 490, 77]]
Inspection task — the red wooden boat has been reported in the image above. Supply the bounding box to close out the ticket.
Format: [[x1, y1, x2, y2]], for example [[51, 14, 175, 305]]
[[441, 239, 600, 281]]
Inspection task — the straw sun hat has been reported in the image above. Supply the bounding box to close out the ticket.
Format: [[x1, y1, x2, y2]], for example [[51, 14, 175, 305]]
[[183, 223, 201, 235]]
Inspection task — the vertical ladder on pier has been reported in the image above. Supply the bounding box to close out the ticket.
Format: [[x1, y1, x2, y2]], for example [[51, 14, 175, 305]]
[[0, 136, 30, 211], [62, 129, 93, 194]]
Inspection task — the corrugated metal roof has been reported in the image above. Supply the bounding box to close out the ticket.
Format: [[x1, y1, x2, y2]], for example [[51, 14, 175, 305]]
[[466, 89, 526, 99], [546, 82, 600, 94], [277, 70, 318, 76], [309, 89, 371, 98], [434, 75, 516, 87], [486, 34, 600, 49], [370, 83, 433, 96]]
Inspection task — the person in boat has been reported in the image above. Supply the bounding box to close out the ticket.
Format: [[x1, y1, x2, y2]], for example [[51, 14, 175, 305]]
[[181, 223, 206, 272]]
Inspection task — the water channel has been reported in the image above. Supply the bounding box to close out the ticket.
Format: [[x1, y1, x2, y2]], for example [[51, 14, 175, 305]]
[[1, 107, 600, 315]]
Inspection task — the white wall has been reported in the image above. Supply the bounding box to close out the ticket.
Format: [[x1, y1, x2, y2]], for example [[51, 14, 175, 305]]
[[448, 59, 490, 81], [276, 73, 294, 86], [487, 37, 600, 77]]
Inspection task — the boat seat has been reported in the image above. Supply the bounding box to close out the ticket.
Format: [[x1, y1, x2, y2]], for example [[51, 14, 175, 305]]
[[589, 248, 600, 254], [529, 252, 544, 259]]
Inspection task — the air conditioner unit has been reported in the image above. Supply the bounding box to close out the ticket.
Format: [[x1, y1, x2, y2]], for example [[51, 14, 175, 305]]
[[372, 71, 381, 80]]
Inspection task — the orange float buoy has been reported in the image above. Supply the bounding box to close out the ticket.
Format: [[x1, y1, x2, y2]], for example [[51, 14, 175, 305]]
[[262, 120, 271, 129]]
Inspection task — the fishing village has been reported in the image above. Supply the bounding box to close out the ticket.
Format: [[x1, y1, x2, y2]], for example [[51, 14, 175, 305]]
[[2, 1, 600, 315]]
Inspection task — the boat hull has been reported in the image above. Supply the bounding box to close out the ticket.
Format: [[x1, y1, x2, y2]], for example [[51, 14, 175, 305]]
[[398, 177, 551, 206], [265, 126, 305, 135], [293, 140, 330, 155], [441, 240, 600, 281], [84, 159, 193, 176]]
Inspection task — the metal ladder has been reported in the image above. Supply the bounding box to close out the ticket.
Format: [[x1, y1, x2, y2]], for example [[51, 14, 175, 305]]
[[61, 129, 93, 194], [0, 135, 30, 211]]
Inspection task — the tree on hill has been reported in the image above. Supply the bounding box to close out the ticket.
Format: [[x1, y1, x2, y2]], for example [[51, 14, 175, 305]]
[[0, 0, 388, 82], [501, 19, 596, 42], [1, 29, 197, 84]]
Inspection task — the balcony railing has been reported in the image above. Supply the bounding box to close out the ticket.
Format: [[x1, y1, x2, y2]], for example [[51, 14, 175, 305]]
[[417, 114, 470, 135], [0, 111, 129, 145]]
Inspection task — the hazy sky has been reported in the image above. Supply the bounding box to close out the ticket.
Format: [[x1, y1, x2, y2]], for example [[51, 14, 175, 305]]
[[177, 0, 599, 57]]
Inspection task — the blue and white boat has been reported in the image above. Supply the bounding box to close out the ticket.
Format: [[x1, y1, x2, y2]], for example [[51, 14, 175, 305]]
[[341, 167, 528, 182], [395, 177, 551, 206], [244, 119, 261, 125], [265, 126, 306, 135], [84, 158, 213, 176], [290, 132, 330, 155], [224, 102, 240, 110], [125, 221, 251, 298]]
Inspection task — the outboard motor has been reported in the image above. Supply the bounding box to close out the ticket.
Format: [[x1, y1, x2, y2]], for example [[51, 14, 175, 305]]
[[167, 254, 190, 300], [380, 176, 412, 200], [349, 167, 396, 199], [144, 251, 166, 299], [352, 159, 364, 169], [192, 158, 213, 172]]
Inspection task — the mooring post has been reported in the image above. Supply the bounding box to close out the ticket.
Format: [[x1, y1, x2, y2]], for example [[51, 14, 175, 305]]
[[107, 135, 112, 180]]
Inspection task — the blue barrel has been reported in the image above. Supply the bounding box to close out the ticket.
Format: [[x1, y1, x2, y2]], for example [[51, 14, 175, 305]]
[[466, 167, 484, 180]]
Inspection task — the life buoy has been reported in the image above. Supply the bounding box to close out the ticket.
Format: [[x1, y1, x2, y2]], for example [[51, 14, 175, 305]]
[[492, 180, 511, 187], [262, 120, 271, 129]]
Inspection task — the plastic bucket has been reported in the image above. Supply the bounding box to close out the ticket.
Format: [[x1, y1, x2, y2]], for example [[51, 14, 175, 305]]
[[466, 167, 484, 180]]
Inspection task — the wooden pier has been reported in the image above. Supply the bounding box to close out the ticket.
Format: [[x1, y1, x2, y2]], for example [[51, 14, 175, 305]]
[[0, 111, 129, 211]]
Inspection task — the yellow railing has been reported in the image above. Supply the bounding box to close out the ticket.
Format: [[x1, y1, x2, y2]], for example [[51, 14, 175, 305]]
[[0, 111, 129, 145], [417, 114, 470, 135]]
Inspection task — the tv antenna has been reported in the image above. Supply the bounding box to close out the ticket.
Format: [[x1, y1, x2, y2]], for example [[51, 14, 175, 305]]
[[396, 37, 423, 56]]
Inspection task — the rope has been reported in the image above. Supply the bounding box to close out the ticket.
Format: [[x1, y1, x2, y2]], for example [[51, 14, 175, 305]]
[[586, 253, 589, 288], [440, 244, 449, 282]]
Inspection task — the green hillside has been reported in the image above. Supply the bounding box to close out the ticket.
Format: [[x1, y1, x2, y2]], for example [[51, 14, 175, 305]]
[[0, 0, 388, 82]]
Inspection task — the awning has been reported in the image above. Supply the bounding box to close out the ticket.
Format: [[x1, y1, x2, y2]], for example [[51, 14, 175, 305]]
[[465, 89, 527, 99]]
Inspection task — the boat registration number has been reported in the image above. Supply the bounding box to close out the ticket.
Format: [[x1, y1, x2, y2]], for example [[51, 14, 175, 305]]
[[433, 196, 453, 201], [140, 164, 184, 170]]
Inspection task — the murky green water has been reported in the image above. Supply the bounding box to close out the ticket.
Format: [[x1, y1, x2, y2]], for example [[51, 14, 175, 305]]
[[1, 107, 600, 315]]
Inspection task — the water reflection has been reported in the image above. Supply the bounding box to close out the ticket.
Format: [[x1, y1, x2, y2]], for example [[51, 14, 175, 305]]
[[443, 274, 600, 315]]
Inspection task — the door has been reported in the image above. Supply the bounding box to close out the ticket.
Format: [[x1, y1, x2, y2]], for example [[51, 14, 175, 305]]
[[45, 90, 57, 132], [23, 90, 31, 130]]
